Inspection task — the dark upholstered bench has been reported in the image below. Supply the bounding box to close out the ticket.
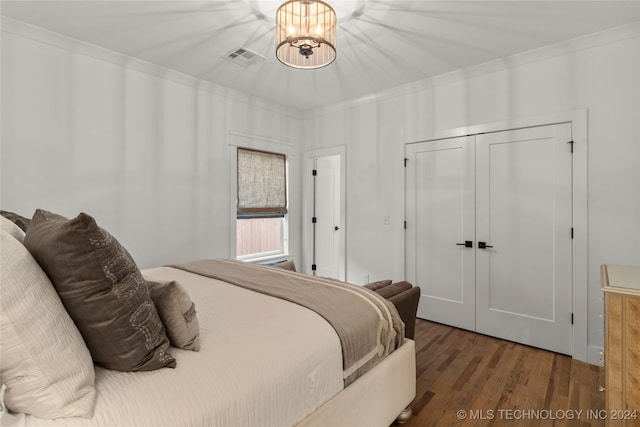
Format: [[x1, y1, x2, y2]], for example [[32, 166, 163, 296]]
[[364, 281, 420, 340]]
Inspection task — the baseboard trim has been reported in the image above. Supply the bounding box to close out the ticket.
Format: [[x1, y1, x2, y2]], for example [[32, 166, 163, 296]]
[[587, 345, 604, 367]]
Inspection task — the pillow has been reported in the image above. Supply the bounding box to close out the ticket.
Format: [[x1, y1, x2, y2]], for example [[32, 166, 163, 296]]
[[272, 259, 296, 271], [147, 281, 201, 351], [0, 215, 25, 243], [0, 229, 96, 418], [0, 210, 31, 232], [24, 209, 175, 371]]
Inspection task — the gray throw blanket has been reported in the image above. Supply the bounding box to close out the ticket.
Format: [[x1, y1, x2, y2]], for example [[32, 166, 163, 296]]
[[169, 259, 405, 385]]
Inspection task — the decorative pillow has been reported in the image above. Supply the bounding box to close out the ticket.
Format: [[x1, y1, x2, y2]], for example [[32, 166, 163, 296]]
[[0, 210, 31, 232], [272, 259, 296, 271], [0, 215, 25, 243], [147, 281, 201, 351], [0, 229, 96, 418], [24, 209, 175, 371]]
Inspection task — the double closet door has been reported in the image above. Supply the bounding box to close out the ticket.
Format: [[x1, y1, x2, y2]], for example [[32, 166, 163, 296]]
[[405, 123, 573, 355]]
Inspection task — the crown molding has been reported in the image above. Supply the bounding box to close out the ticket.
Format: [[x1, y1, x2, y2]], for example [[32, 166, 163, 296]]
[[1, 17, 304, 121], [2, 15, 637, 121], [304, 21, 640, 119]]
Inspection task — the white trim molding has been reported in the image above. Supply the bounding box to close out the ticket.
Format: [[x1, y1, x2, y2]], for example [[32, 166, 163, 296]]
[[1, 16, 303, 120], [305, 22, 640, 118]]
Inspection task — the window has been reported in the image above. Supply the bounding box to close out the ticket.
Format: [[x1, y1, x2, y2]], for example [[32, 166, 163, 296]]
[[236, 148, 288, 260]]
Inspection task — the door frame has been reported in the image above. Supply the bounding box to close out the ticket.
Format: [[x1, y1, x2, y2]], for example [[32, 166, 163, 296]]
[[303, 146, 347, 279], [403, 109, 588, 362]]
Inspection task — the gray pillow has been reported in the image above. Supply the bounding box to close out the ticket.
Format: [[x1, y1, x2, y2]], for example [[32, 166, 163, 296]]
[[24, 209, 175, 371], [148, 281, 200, 351]]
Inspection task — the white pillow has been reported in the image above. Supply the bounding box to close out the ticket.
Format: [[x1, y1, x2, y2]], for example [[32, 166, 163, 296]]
[[0, 216, 25, 243], [0, 229, 96, 418]]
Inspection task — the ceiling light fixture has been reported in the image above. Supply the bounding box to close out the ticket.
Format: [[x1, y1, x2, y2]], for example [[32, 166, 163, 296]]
[[275, 0, 337, 69]]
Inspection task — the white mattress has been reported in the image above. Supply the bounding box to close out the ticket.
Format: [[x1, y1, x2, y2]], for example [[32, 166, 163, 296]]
[[6, 267, 344, 427]]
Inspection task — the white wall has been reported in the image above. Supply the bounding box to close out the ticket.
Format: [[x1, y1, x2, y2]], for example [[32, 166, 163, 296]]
[[2, 17, 638, 363], [303, 23, 640, 362], [1, 19, 303, 268]]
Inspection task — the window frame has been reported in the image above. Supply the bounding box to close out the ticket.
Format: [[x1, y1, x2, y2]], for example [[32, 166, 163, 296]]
[[228, 132, 293, 263]]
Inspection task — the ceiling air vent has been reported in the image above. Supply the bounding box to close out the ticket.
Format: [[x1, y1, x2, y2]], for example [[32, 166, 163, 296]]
[[223, 47, 265, 68]]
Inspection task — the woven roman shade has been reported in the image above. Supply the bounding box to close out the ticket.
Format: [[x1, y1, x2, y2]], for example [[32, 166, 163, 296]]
[[237, 148, 288, 217]]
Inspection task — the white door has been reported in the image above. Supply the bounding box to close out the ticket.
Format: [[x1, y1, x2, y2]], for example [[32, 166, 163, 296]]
[[313, 155, 344, 280], [475, 123, 573, 355], [406, 136, 476, 331], [405, 123, 573, 355]]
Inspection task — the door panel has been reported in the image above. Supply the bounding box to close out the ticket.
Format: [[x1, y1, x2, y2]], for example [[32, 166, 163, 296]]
[[406, 136, 475, 331], [314, 155, 343, 279], [475, 123, 573, 355]]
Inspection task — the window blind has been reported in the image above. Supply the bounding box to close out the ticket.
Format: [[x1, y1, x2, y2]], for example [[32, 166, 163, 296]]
[[237, 148, 288, 217]]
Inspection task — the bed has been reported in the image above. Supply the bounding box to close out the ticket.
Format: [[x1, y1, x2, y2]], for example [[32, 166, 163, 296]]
[[0, 211, 416, 427]]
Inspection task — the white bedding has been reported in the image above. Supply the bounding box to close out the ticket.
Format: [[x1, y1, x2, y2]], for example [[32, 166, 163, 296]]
[[5, 267, 344, 427]]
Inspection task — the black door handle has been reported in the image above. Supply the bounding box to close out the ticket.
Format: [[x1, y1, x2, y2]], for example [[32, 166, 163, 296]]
[[456, 241, 473, 248], [478, 241, 493, 249], [334, 226, 340, 231]]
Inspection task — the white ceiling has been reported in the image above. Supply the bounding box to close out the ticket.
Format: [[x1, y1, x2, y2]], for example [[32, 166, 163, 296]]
[[2, 1, 639, 110]]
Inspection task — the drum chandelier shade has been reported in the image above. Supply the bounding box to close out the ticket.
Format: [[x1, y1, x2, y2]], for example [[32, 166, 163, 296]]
[[275, 0, 337, 69]]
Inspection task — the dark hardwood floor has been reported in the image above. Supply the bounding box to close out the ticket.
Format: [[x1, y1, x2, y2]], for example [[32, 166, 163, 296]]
[[403, 319, 605, 427]]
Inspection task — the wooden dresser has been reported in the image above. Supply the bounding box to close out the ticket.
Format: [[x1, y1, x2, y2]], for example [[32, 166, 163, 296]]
[[601, 264, 640, 427]]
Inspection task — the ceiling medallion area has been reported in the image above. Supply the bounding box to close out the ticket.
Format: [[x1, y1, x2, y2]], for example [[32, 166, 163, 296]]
[[275, 0, 337, 69]]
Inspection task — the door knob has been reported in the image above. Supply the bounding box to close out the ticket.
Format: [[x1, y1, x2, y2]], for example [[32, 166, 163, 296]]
[[334, 226, 340, 231], [456, 241, 473, 248], [478, 241, 493, 249]]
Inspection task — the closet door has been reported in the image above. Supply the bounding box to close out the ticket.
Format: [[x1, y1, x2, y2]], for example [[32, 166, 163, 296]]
[[406, 136, 476, 331], [475, 123, 573, 355]]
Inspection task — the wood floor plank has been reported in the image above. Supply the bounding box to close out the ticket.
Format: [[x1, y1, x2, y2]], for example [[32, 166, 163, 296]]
[[401, 320, 605, 427]]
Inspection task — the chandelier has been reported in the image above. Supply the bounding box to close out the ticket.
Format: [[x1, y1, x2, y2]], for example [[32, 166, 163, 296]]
[[275, 0, 337, 69]]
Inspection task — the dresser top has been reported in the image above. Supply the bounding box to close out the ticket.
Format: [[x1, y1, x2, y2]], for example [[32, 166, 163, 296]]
[[601, 264, 640, 296]]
